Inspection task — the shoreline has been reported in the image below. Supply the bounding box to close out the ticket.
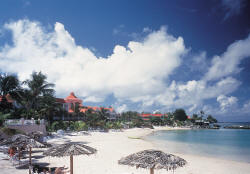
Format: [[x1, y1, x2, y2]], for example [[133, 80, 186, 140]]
[[1, 127, 250, 174], [143, 126, 250, 174]]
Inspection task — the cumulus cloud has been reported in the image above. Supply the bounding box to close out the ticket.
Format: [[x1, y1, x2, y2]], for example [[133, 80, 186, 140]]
[[116, 104, 128, 113], [190, 51, 208, 72], [0, 19, 186, 105], [140, 76, 240, 112], [217, 95, 238, 111], [0, 19, 249, 117], [204, 34, 250, 81]]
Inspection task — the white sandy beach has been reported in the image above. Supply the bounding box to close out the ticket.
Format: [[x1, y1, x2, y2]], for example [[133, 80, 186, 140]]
[[1, 127, 250, 174]]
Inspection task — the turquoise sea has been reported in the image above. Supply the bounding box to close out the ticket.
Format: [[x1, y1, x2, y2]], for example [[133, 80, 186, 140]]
[[145, 123, 250, 163]]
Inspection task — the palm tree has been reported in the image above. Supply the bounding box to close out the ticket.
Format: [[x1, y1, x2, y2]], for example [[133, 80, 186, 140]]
[[0, 73, 20, 96], [0, 74, 20, 112], [37, 95, 62, 124], [14, 72, 56, 119], [22, 72, 55, 111], [98, 107, 108, 121]]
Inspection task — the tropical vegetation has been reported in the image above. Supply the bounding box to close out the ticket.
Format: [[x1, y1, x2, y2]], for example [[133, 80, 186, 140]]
[[0, 71, 217, 131]]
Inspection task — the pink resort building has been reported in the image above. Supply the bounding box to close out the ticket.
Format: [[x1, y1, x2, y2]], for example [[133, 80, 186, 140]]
[[56, 92, 117, 120]]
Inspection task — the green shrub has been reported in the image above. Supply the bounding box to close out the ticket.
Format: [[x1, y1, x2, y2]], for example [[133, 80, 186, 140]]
[[50, 121, 67, 131], [113, 121, 123, 129], [1, 127, 24, 136]]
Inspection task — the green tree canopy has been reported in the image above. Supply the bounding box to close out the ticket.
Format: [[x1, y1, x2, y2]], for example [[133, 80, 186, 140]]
[[207, 115, 218, 123], [22, 72, 55, 110], [0, 74, 20, 96], [0, 74, 20, 113], [173, 109, 187, 121]]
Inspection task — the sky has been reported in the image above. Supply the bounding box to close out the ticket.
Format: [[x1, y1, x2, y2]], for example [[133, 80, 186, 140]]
[[0, 0, 250, 121]]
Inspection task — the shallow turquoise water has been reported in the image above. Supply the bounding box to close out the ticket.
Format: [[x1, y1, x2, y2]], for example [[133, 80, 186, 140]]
[[146, 129, 250, 162]]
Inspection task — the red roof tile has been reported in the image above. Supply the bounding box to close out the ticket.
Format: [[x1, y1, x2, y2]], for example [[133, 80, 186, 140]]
[[65, 92, 82, 103], [56, 98, 65, 103], [0, 94, 14, 103]]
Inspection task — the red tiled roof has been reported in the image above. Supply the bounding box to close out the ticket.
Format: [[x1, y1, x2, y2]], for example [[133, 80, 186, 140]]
[[0, 94, 14, 103], [86, 106, 100, 111], [152, 114, 163, 117], [140, 113, 167, 117], [102, 107, 114, 112], [56, 92, 116, 114], [80, 108, 88, 113], [65, 92, 82, 103], [140, 114, 151, 117], [56, 98, 66, 103]]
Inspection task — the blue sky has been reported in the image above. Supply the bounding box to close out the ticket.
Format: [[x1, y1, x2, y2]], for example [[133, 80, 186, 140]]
[[0, 0, 250, 121]]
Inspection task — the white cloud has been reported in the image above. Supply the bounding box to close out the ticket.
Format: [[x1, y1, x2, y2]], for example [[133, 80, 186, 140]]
[[204, 34, 250, 81], [0, 19, 249, 117], [143, 76, 240, 112], [0, 19, 186, 106], [116, 104, 128, 113], [84, 96, 104, 103], [143, 27, 152, 33], [243, 100, 250, 109], [190, 51, 208, 72], [217, 95, 238, 111]]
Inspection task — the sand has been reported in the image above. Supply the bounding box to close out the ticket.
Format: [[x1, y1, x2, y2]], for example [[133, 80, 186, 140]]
[[1, 126, 250, 174]]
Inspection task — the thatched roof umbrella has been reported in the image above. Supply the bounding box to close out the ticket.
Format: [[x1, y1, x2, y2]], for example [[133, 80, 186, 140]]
[[1, 134, 46, 174], [118, 149, 187, 174], [43, 142, 97, 174], [1, 134, 46, 148], [27, 131, 44, 141]]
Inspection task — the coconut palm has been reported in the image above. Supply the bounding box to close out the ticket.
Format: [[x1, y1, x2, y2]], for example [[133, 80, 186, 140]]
[[22, 72, 55, 110], [37, 94, 62, 124], [14, 72, 56, 119], [0, 74, 20, 96], [0, 74, 20, 112]]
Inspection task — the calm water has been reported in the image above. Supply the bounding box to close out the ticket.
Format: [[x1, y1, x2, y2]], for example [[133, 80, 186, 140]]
[[146, 126, 250, 163]]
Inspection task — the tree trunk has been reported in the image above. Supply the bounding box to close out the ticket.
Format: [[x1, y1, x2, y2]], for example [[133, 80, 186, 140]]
[[150, 168, 154, 174], [70, 155, 73, 174]]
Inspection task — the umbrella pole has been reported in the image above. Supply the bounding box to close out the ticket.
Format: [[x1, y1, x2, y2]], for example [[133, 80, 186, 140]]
[[150, 167, 154, 174], [18, 147, 21, 160], [29, 146, 32, 174], [70, 155, 73, 174], [29, 146, 32, 165]]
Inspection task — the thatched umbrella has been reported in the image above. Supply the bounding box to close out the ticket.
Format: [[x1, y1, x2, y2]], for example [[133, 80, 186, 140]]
[[1, 134, 46, 174], [27, 131, 44, 141], [43, 142, 97, 174], [1, 134, 46, 148], [118, 149, 187, 174]]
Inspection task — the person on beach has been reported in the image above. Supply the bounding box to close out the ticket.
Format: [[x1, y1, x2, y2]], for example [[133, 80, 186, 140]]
[[8, 146, 16, 159]]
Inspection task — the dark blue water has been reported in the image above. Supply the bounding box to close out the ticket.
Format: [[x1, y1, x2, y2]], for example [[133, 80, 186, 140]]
[[146, 128, 250, 162]]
